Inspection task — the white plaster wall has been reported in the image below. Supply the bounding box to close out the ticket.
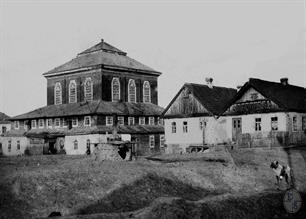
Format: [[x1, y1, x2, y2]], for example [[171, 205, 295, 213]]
[[0, 123, 11, 134], [65, 134, 107, 155], [227, 112, 287, 135], [164, 116, 231, 147], [0, 136, 29, 156], [165, 117, 203, 146]]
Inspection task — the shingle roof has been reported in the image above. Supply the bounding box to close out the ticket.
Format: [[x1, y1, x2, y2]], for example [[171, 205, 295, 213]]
[[11, 101, 164, 120], [163, 83, 237, 117], [229, 78, 306, 112], [0, 112, 10, 124], [43, 40, 161, 76], [184, 83, 237, 115]]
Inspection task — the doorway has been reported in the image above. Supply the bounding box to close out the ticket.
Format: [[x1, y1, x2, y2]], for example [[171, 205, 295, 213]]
[[232, 118, 242, 142]]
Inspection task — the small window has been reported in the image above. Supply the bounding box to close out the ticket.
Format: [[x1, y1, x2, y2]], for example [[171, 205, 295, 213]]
[[199, 120, 204, 130], [84, 77, 93, 101], [183, 121, 188, 133], [117, 117, 124, 125], [8, 140, 11, 152], [128, 79, 136, 103], [171, 122, 176, 133], [255, 118, 261, 131], [2, 126, 7, 134], [55, 118, 61, 127], [112, 77, 120, 102], [250, 93, 258, 100], [54, 82, 62, 105], [47, 119, 53, 128], [159, 118, 164, 126], [128, 117, 135, 125], [72, 118, 78, 127], [139, 117, 145, 125], [62, 118, 68, 127], [292, 116, 297, 131], [38, 119, 44, 128], [149, 135, 155, 148], [271, 117, 278, 131], [69, 80, 77, 103], [302, 117, 306, 130], [143, 81, 151, 103], [149, 117, 154, 125], [106, 116, 113, 126], [17, 140, 20, 150], [84, 116, 91, 126], [74, 140, 78, 150], [14, 121, 19, 129], [31, 120, 37, 129], [86, 139, 90, 148], [160, 134, 165, 148]]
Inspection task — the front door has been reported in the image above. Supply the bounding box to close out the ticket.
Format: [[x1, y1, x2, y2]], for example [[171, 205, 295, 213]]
[[232, 118, 242, 142]]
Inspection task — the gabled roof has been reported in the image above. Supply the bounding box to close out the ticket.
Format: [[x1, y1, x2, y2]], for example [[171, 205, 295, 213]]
[[11, 101, 164, 120], [43, 39, 161, 76], [225, 78, 306, 113], [0, 112, 10, 124], [163, 83, 237, 117]]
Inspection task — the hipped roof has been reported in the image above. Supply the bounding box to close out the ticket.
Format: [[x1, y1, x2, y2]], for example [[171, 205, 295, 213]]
[[12, 101, 164, 120], [43, 40, 161, 76]]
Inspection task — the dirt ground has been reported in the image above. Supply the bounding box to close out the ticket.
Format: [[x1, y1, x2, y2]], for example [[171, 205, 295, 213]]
[[0, 146, 306, 218]]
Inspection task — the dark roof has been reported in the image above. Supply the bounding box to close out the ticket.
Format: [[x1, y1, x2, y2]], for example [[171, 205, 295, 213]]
[[226, 78, 306, 113], [163, 83, 237, 116], [43, 40, 161, 76], [12, 101, 164, 120], [0, 112, 10, 124]]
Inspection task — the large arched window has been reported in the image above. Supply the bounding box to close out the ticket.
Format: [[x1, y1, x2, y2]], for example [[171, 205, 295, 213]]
[[128, 79, 136, 103], [84, 78, 93, 101], [143, 81, 151, 103], [54, 82, 62, 105], [69, 80, 77, 103], [112, 77, 120, 102]]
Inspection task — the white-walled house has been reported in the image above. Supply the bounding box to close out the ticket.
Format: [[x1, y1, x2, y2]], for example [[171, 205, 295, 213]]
[[162, 79, 237, 153], [0, 112, 12, 155], [223, 78, 306, 147]]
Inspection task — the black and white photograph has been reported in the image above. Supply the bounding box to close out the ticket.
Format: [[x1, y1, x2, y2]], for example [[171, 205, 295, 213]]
[[0, 0, 305, 218]]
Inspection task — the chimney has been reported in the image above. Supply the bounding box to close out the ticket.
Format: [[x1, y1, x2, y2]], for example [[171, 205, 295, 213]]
[[280, 77, 288, 86], [205, 77, 213, 88], [101, 38, 104, 49]]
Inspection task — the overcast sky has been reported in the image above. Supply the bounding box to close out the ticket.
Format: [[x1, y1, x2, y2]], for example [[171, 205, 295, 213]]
[[0, 0, 305, 116]]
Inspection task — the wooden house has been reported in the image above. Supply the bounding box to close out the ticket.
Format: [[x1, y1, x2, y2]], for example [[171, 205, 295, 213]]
[[223, 78, 306, 147], [2, 39, 165, 156], [162, 78, 237, 153]]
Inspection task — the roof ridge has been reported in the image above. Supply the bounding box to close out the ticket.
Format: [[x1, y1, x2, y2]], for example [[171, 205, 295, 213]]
[[249, 78, 306, 90], [184, 82, 236, 90]]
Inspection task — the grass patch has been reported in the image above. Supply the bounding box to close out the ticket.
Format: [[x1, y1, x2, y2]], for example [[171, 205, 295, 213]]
[[78, 173, 219, 215]]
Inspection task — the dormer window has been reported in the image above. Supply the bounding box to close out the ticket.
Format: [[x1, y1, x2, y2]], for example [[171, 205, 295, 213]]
[[128, 79, 136, 103], [143, 81, 151, 103], [112, 77, 120, 102], [54, 82, 62, 105], [69, 80, 77, 103], [84, 78, 93, 101]]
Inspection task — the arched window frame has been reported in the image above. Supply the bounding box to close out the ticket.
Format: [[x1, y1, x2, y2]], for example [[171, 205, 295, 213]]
[[69, 80, 77, 103], [111, 77, 120, 102], [84, 77, 93, 102], [128, 79, 136, 103], [54, 82, 62, 105], [143, 81, 151, 103]]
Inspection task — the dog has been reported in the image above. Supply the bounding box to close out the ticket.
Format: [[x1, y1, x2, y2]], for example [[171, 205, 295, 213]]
[[270, 160, 291, 187]]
